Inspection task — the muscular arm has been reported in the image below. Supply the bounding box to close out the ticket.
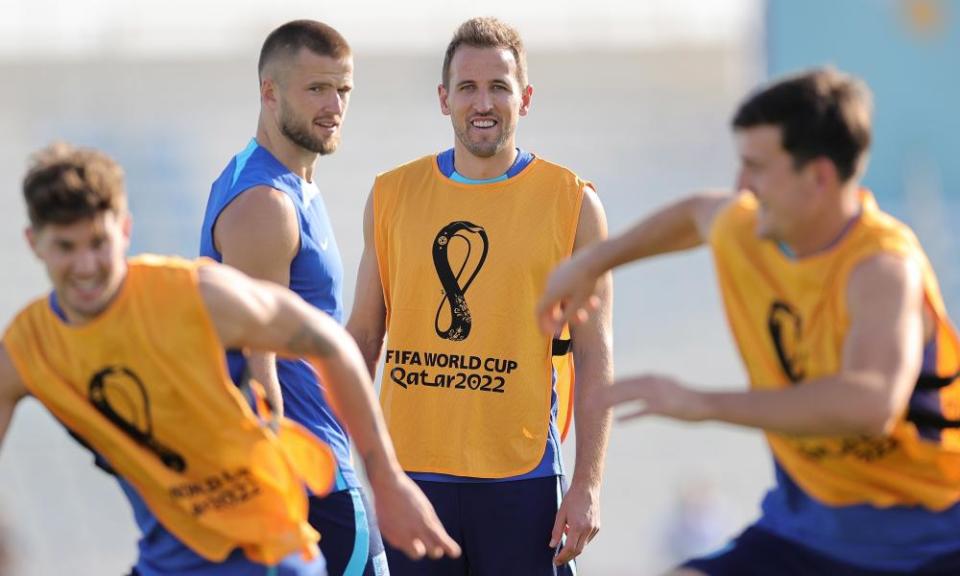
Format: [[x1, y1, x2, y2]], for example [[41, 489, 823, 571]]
[[0, 343, 28, 451], [551, 187, 614, 564], [214, 185, 299, 424], [346, 189, 387, 378], [537, 191, 732, 335], [606, 252, 924, 437], [699, 252, 923, 436], [198, 263, 459, 560]]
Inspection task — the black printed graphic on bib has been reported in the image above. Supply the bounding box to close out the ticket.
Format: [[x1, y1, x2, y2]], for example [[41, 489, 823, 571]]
[[89, 365, 187, 472], [433, 221, 488, 341], [385, 349, 515, 394], [387, 221, 519, 395], [767, 301, 805, 383]]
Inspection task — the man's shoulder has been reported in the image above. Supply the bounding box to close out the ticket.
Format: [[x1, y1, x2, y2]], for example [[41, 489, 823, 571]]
[[212, 142, 291, 199], [126, 255, 204, 294], [4, 296, 50, 336], [376, 154, 437, 181], [128, 254, 198, 272], [859, 201, 922, 251], [708, 193, 758, 241], [521, 154, 586, 183]]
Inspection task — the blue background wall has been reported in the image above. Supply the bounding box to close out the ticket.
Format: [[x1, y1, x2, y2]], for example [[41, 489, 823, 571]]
[[768, 0, 960, 306]]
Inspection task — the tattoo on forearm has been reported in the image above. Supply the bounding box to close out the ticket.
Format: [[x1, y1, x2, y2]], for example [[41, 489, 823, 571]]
[[286, 323, 336, 358]]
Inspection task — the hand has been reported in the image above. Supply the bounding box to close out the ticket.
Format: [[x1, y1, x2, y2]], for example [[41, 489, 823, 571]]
[[598, 374, 711, 422], [536, 253, 603, 336], [267, 413, 281, 434], [371, 472, 461, 561], [550, 483, 600, 566]]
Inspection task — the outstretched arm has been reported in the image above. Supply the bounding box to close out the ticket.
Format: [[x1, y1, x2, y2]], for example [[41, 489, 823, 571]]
[[537, 191, 732, 335], [601, 252, 925, 437], [551, 187, 614, 566], [346, 189, 387, 378], [0, 344, 28, 452], [198, 263, 460, 561]]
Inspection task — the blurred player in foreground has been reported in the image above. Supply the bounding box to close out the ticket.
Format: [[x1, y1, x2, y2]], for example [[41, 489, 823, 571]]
[[0, 143, 459, 576], [538, 68, 960, 575]]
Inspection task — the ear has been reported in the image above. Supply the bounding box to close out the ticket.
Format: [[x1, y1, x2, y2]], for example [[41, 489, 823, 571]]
[[438, 83, 451, 116], [121, 212, 133, 241], [811, 156, 841, 192], [24, 227, 39, 257], [261, 78, 278, 110], [519, 84, 534, 117]]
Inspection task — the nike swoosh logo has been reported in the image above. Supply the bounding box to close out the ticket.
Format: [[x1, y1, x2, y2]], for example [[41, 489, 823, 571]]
[[320, 238, 329, 251]]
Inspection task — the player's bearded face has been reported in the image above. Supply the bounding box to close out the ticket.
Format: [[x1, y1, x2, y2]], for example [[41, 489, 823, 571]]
[[453, 111, 510, 158], [274, 51, 353, 156], [28, 211, 131, 324], [442, 46, 530, 159], [279, 98, 341, 155]]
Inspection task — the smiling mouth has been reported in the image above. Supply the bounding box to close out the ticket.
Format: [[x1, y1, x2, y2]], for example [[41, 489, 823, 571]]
[[70, 279, 104, 301], [314, 120, 339, 130], [470, 118, 497, 129]]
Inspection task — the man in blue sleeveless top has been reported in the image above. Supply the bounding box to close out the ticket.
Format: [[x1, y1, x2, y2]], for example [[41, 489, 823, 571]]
[[199, 21, 385, 575]]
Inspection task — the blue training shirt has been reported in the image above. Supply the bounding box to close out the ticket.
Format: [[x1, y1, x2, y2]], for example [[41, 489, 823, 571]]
[[409, 148, 565, 484], [199, 139, 356, 490], [757, 461, 960, 572]]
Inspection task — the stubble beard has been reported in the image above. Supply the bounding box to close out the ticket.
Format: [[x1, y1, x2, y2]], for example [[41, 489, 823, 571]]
[[280, 108, 339, 156], [454, 118, 512, 159]]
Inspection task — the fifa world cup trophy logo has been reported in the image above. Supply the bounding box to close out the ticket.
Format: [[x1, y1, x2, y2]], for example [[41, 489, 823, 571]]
[[432, 221, 489, 341]]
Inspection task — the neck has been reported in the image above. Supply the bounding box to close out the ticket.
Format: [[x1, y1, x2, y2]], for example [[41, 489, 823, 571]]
[[452, 141, 517, 180], [256, 114, 318, 182], [783, 184, 861, 258]]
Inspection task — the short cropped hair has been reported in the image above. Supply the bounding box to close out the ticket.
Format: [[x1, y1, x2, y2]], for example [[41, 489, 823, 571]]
[[442, 17, 527, 88], [22, 143, 127, 229], [732, 68, 872, 183], [258, 20, 351, 80]]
